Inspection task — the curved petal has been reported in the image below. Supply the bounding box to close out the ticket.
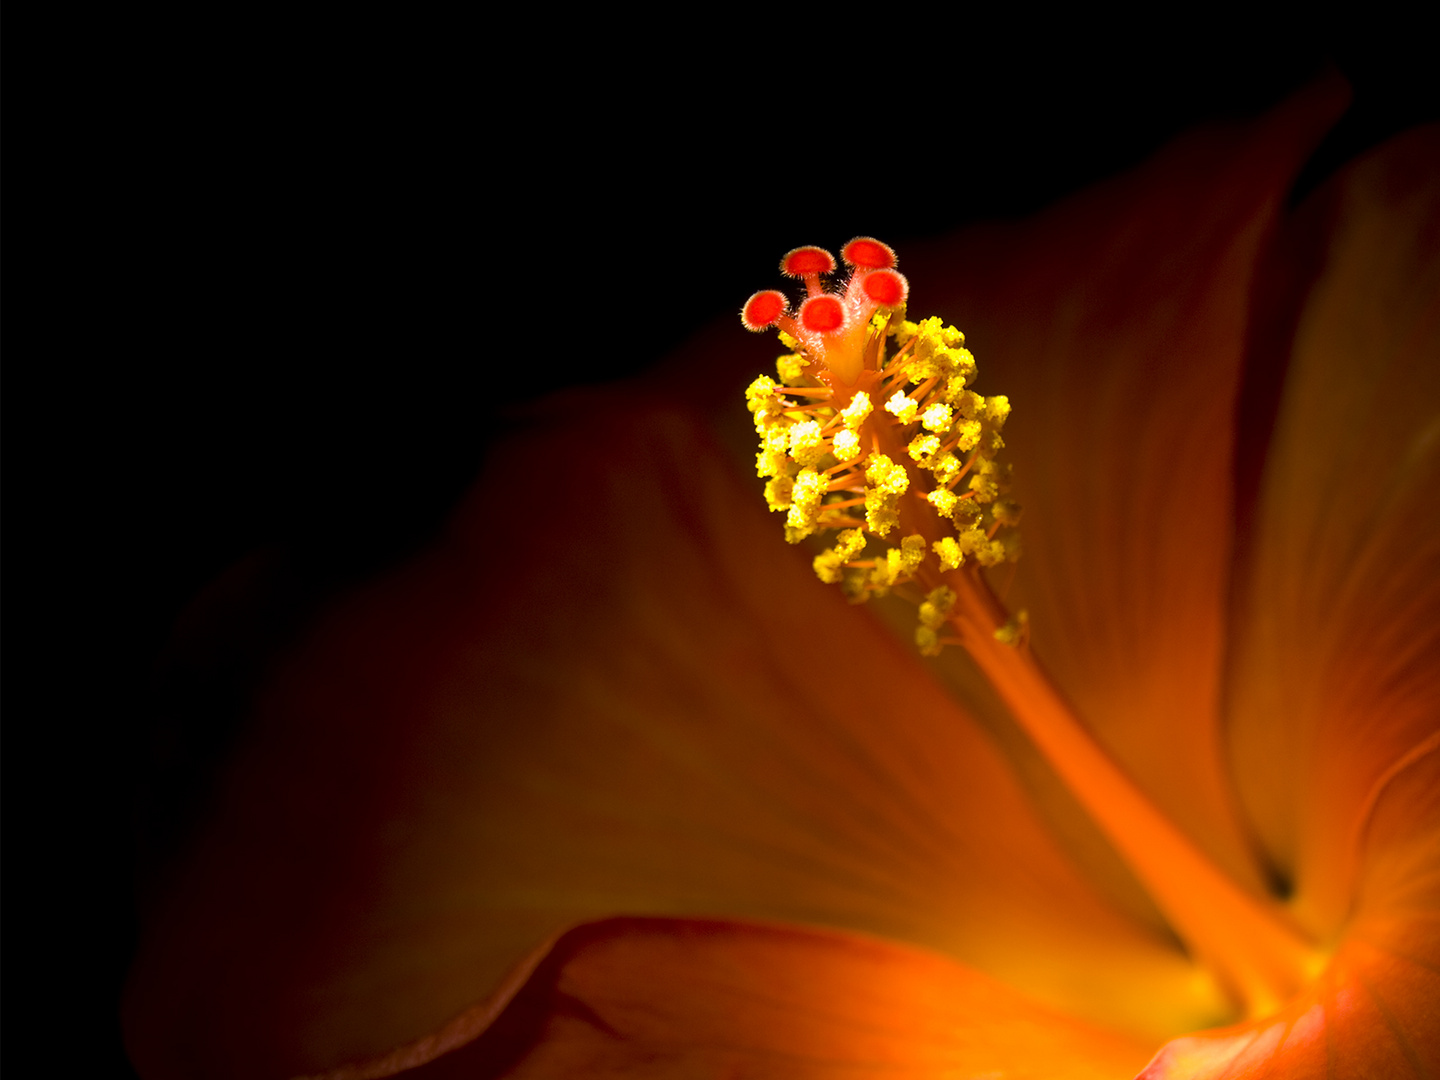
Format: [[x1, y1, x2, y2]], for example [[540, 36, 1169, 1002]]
[[1140, 741, 1440, 1077], [315, 918, 1155, 1080], [124, 391, 1220, 1080], [904, 79, 1349, 898], [1226, 125, 1440, 933]]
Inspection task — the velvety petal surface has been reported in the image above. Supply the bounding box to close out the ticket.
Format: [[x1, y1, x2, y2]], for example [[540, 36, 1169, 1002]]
[[124, 387, 1220, 1080], [904, 79, 1349, 900], [1225, 125, 1440, 936], [1141, 737, 1440, 1077], [344, 918, 1155, 1080]]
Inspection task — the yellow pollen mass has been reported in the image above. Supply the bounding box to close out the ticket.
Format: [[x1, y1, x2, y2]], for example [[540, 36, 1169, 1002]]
[[919, 585, 957, 630], [930, 452, 963, 485], [776, 353, 809, 384], [785, 468, 826, 539], [915, 625, 943, 657], [840, 391, 873, 430], [921, 403, 953, 433], [933, 536, 964, 571], [788, 420, 827, 467], [885, 391, 919, 425], [899, 534, 927, 573], [763, 475, 794, 512], [986, 394, 1011, 427], [832, 429, 862, 462], [927, 488, 958, 520], [834, 528, 867, 560], [744, 292, 1020, 653], [954, 419, 983, 453], [908, 433, 941, 465]]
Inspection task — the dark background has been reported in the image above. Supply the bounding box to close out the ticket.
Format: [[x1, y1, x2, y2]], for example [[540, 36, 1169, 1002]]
[[11, 17, 1436, 1078]]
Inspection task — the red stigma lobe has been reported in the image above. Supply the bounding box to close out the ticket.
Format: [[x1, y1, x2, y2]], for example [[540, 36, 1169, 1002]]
[[799, 294, 846, 333], [841, 237, 897, 270], [781, 246, 838, 278], [861, 269, 909, 308], [741, 290, 789, 331]]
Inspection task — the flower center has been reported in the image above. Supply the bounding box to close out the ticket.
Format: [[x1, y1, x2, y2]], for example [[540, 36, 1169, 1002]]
[[741, 239, 1325, 1020]]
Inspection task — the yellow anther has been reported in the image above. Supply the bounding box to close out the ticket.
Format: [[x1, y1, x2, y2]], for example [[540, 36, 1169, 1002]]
[[865, 454, 909, 494], [968, 473, 999, 503], [776, 353, 809, 384], [985, 394, 1011, 428], [763, 475, 794, 512], [784, 469, 826, 539], [993, 499, 1022, 526], [886, 548, 906, 581], [927, 488, 958, 520], [834, 528, 867, 560], [960, 526, 1006, 567], [921, 403, 953, 433], [885, 391, 919, 425], [813, 549, 844, 584], [930, 452, 962, 485], [756, 447, 787, 479], [813, 527, 870, 583], [755, 426, 790, 478], [832, 429, 862, 462], [919, 585, 957, 629], [900, 534, 927, 573], [864, 454, 909, 534], [933, 536, 965, 571], [953, 389, 984, 419], [745, 375, 778, 411], [954, 419, 983, 453], [915, 625, 942, 657], [908, 433, 941, 465], [865, 489, 900, 537], [788, 420, 827, 467], [840, 391, 873, 430]]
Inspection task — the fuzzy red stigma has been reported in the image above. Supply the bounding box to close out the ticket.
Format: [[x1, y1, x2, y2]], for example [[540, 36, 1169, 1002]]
[[741, 290, 789, 332], [841, 237, 897, 270], [798, 294, 846, 334], [861, 268, 909, 308], [780, 246, 838, 278]]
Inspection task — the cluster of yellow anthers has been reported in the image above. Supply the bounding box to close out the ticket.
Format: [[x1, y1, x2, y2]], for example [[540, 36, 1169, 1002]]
[[742, 238, 1021, 656]]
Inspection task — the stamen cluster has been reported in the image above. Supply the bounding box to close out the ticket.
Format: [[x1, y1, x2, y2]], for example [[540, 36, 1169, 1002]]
[[742, 240, 1021, 655]]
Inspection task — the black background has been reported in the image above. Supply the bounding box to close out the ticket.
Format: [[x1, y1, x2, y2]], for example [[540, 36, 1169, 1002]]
[[10, 15, 1437, 1078]]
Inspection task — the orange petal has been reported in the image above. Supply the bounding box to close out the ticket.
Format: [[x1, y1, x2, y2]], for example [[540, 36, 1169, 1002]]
[[1141, 743, 1440, 1077], [1225, 124, 1440, 934], [319, 918, 1156, 1080], [903, 78, 1349, 898], [124, 392, 1222, 1080]]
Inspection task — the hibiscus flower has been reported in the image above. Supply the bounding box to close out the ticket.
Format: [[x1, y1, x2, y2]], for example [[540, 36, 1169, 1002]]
[[122, 80, 1439, 1078]]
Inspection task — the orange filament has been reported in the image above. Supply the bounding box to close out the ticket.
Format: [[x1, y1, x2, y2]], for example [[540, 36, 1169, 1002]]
[[939, 566, 1323, 1017]]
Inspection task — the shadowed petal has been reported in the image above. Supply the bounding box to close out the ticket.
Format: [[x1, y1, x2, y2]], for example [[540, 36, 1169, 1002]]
[[124, 392, 1220, 1080], [906, 79, 1349, 900], [1226, 125, 1440, 934]]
